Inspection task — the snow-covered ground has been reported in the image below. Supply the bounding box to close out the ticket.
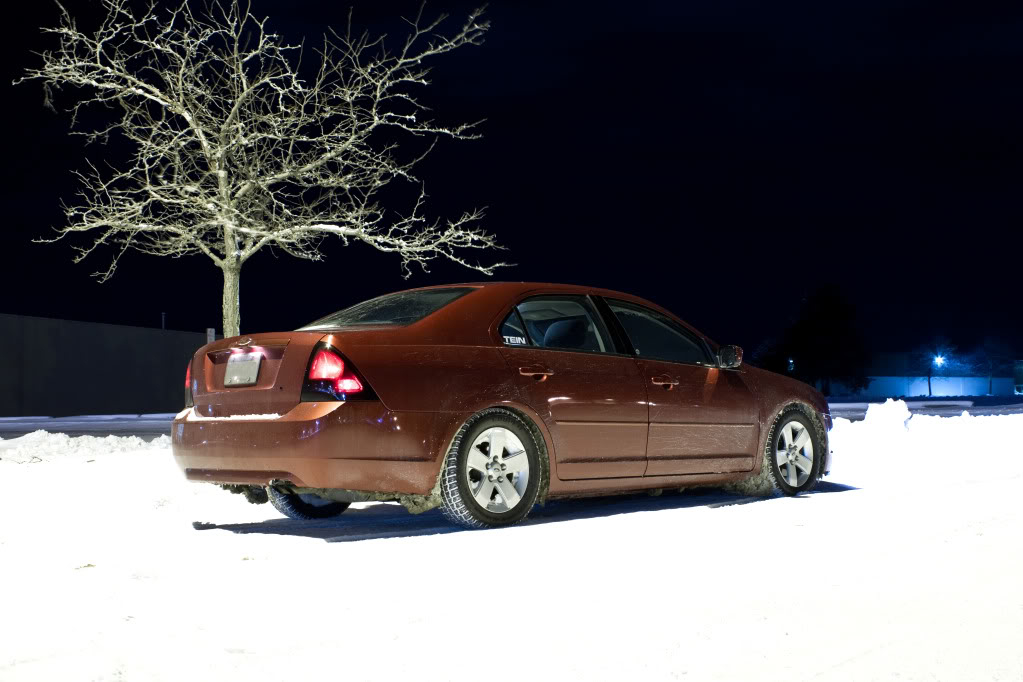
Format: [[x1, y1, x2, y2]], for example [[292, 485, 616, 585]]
[[0, 400, 1020, 681]]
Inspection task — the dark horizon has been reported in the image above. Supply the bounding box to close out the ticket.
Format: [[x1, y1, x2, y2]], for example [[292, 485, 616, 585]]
[[2, 0, 1021, 357]]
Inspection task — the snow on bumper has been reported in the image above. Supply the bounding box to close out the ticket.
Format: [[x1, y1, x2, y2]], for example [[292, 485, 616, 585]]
[[171, 401, 463, 495]]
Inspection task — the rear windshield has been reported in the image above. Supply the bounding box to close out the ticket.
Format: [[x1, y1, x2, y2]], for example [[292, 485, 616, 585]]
[[298, 287, 475, 329]]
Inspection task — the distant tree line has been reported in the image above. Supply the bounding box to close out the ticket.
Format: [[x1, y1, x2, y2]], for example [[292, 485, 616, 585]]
[[751, 286, 1017, 397], [910, 336, 1016, 396], [751, 285, 871, 396]]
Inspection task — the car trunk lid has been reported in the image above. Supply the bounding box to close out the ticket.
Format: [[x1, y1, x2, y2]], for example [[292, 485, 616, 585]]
[[190, 332, 324, 417]]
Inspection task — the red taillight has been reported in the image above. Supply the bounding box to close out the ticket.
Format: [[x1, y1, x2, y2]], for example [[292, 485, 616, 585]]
[[306, 349, 363, 394], [336, 377, 363, 392], [184, 360, 194, 408], [309, 349, 345, 380]]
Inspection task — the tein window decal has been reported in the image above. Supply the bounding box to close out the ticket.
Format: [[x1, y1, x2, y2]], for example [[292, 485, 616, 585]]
[[499, 309, 532, 346]]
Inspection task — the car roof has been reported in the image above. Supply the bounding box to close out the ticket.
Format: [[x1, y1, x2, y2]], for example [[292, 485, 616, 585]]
[[400, 281, 650, 300]]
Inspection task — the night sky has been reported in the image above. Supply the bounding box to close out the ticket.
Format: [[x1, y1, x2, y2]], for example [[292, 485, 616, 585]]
[[2, 0, 1021, 356]]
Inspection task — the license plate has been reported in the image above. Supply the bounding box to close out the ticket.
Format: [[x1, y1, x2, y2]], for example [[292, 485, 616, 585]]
[[225, 352, 262, 387]]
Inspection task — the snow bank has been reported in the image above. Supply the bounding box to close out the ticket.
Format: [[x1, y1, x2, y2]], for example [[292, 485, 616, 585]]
[[0, 431, 171, 464], [830, 398, 1023, 487]]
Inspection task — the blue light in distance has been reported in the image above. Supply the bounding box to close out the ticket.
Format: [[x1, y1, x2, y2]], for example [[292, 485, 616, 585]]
[[933, 355, 946, 368]]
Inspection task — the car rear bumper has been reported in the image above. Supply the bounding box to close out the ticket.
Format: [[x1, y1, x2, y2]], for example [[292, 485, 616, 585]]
[[171, 401, 463, 495]]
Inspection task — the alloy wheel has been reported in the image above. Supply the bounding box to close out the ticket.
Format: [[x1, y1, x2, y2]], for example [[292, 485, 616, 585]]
[[464, 426, 531, 513], [775, 420, 815, 488]]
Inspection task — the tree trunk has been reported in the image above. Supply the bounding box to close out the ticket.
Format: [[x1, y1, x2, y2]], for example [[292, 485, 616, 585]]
[[927, 372, 932, 397], [221, 264, 242, 338]]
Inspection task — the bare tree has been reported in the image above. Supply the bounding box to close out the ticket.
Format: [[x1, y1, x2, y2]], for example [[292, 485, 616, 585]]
[[17, 0, 507, 336]]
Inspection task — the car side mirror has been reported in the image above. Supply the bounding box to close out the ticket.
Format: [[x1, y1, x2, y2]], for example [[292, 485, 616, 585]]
[[718, 345, 743, 369]]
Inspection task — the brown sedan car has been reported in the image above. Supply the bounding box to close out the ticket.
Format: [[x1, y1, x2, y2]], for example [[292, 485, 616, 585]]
[[172, 282, 832, 528]]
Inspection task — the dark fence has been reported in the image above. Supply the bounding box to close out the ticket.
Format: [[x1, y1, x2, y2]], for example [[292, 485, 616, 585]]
[[0, 313, 208, 417]]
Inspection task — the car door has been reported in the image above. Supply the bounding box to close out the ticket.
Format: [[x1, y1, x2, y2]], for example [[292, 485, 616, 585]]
[[497, 295, 648, 480], [602, 298, 760, 476]]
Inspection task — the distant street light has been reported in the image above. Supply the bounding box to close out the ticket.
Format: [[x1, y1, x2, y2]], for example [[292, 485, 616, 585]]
[[928, 354, 948, 396]]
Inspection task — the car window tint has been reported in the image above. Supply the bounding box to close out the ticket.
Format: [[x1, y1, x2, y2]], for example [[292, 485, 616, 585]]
[[499, 310, 531, 346], [299, 287, 473, 329], [608, 300, 710, 365], [514, 297, 609, 353]]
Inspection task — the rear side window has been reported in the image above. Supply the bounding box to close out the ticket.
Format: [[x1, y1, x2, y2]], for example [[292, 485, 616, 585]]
[[300, 287, 474, 329], [508, 296, 610, 353], [607, 300, 711, 365], [499, 309, 531, 346]]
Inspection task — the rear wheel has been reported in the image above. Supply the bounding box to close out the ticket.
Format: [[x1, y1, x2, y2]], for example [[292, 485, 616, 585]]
[[266, 487, 350, 520], [440, 410, 543, 529]]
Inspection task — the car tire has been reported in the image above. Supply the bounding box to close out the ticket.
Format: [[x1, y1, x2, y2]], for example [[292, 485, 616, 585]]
[[765, 407, 825, 495], [440, 409, 544, 529], [732, 406, 825, 496], [266, 487, 350, 520]]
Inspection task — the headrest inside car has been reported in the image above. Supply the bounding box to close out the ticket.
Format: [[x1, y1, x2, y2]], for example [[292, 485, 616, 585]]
[[543, 318, 588, 349]]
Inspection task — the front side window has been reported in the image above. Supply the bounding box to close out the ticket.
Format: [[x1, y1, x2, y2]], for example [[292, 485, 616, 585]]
[[300, 287, 474, 329], [607, 300, 711, 365], [510, 296, 610, 353]]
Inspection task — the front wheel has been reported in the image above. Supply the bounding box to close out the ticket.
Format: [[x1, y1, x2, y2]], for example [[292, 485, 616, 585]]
[[766, 408, 824, 495], [730, 406, 824, 496], [440, 410, 544, 529], [267, 487, 350, 520]]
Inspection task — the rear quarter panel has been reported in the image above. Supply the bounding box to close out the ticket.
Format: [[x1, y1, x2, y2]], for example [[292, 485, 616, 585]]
[[341, 344, 516, 414], [343, 343, 523, 470]]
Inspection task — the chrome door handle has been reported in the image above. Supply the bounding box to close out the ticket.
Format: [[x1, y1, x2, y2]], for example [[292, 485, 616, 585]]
[[651, 375, 679, 390], [519, 366, 554, 382]]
